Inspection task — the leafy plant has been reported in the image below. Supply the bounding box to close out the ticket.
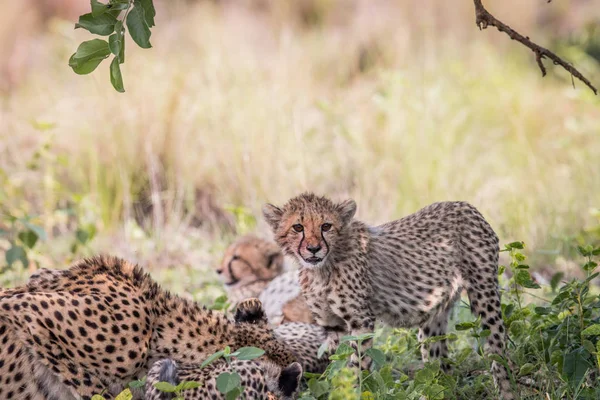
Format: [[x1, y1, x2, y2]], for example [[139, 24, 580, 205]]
[[69, 0, 156, 92]]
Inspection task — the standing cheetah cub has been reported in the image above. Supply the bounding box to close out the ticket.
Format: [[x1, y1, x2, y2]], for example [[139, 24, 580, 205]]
[[263, 193, 515, 399]]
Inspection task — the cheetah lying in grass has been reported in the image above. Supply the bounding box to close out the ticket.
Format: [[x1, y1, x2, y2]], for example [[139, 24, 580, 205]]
[[217, 234, 314, 325], [263, 193, 515, 399], [0, 256, 298, 400]]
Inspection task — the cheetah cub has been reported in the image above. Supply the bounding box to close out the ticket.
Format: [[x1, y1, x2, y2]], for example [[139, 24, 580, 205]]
[[263, 193, 515, 400], [216, 235, 314, 325]]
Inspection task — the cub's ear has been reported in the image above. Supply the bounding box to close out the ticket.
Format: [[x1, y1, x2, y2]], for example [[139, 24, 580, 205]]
[[262, 204, 283, 230], [278, 362, 303, 398], [337, 199, 357, 225]]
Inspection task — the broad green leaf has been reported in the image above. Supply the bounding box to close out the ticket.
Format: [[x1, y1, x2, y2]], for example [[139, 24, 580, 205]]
[[109, 34, 121, 57], [225, 387, 243, 400], [562, 348, 592, 386], [216, 372, 241, 394], [583, 261, 597, 272], [423, 383, 445, 400], [177, 381, 202, 391], [115, 389, 133, 400], [69, 56, 105, 75], [127, 1, 152, 49], [91, 396, 106, 400], [578, 245, 594, 257], [231, 347, 264, 361], [140, 0, 156, 27], [128, 379, 146, 389], [75, 13, 117, 35], [76, 228, 90, 244], [69, 39, 110, 75], [582, 340, 596, 354], [414, 367, 435, 384], [23, 222, 46, 241], [110, 57, 125, 92], [6, 245, 28, 267], [509, 320, 525, 336], [365, 348, 386, 366], [153, 382, 177, 393], [91, 0, 109, 17], [534, 307, 551, 315], [581, 324, 600, 336], [201, 350, 225, 368], [515, 269, 540, 289], [506, 241, 524, 250], [518, 363, 535, 376], [18, 229, 39, 249], [307, 378, 330, 397]]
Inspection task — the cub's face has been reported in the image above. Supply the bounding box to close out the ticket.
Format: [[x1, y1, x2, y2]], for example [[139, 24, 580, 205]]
[[262, 193, 356, 269], [216, 235, 284, 287]]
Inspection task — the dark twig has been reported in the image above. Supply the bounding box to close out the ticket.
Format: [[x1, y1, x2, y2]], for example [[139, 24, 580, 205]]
[[473, 0, 597, 95]]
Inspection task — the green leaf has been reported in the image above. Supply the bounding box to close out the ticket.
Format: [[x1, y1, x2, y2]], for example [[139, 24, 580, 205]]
[[534, 307, 551, 315], [562, 348, 592, 386], [75, 12, 117, 35], [216, 372, 241, 394], [550, 272, 564, 292], [518, 363, 535, 376], [153, 382, 177, 393], [423, 383, 445, 400], [128, 379, 146, 389], [6, 245, 28, 267], [578, 245, 594, 257], [583, 261, 597, 272], [113, 21, 125, 63], [23, 222, 46, 241], [109, 34, 121, 57], [317, 342, 328, 359], [201, 350, 225, 368], [365, 348, 386, 366], [115, 389, 133, 400], [581, 324, 600, 336], [140, 0, 156, 27], [414, 367, 436, 384], [110, 57, 125, 92], [515, 269, 540, 289], [91, 0, 109, 17], [455, 321, 478, 331], [230, 347, 264, 361], [307, 378, 330, 397], [127, 1, 152, 49], [506, 241, 524, 250], [497, 265, 506, 275], [69, 55, 104, 75], [69, 39, 111, 75], [176, 381, 202, 391], [509, 320, 525, 336], [225, 387, 243, 400], [18, 229, 39, 249], [91, 396, 106, 400]]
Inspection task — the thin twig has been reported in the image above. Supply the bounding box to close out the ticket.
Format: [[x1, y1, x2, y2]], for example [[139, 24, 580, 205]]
[[473, 0, 597, 95]]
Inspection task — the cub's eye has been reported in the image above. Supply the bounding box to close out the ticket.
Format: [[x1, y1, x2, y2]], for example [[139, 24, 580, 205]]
[[321, 223, 332, 232], [292, 224, 304, 233]]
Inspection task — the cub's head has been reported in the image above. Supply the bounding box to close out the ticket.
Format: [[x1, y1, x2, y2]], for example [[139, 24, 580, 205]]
[[216, 235, 284, 287], [262, 193, 356, 269]]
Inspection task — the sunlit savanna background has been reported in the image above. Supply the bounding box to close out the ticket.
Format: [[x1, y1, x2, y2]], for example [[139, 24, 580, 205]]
[[1, 0, 599, 299]]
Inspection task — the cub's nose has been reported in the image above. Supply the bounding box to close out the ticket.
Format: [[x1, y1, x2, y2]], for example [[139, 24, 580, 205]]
[[306, 244, 322, 254], [216, 269, 223, 274]]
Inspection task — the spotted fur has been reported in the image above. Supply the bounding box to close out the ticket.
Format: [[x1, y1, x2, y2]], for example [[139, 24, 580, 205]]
[[263, 193, 515, 399], [216, 235, 314, 325], [145, 358, 302, 400], [0, 256, 296, 400]]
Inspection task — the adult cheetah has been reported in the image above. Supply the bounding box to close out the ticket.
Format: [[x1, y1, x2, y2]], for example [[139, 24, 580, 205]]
[[0, 256, 297, 400], [263, 193, 515, 399], [217, 234, 314, 325]]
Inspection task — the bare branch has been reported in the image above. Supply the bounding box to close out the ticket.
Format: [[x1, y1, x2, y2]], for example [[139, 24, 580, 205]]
[[473, 0, 597, 95]]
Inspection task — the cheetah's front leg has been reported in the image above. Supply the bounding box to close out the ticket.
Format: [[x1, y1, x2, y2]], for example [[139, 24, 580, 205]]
[[329, 281, 375, 370]]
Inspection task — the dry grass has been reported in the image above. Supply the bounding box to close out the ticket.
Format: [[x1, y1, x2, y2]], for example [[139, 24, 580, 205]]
[[1, 0, 599, 292]]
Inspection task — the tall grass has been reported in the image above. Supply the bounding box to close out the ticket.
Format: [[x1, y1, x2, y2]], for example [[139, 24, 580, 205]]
[[1, 0, 599, 279]]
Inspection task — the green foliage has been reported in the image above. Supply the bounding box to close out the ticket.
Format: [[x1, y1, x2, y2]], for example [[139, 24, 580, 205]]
[[70, 0, 156, 92], [153, 380, 202, 400]]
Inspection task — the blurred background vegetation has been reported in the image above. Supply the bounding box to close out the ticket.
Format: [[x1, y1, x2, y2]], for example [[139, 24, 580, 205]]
[[1, 0, 599, 298]]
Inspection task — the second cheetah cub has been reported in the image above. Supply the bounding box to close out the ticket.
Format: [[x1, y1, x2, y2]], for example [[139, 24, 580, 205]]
[[263, 193, 515, 400]]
